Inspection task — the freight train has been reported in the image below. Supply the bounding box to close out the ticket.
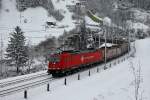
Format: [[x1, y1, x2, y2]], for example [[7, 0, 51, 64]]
[[47, 42, 129, 77]]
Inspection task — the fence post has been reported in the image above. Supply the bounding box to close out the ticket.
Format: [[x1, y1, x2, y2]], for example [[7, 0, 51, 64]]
[[88, 70, 91, 76], [64, 78, 67, 85], [47, 83, 50, 91], [104, 66, 107, 70], [78, 74, 80, 80], [24, 90, 27, 99], [114, 61, 116, 65], [97, 67, 99, 73]]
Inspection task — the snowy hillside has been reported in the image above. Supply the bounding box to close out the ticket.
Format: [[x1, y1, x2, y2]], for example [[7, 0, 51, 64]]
[[127, 9, 150, 32], [0, 0, 77, 46], [1, 38, 150, 100]]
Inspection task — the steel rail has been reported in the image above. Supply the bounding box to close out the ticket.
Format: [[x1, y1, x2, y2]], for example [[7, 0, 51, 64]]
[[0, 72, 47, 88], [0, 77, 54, 97]]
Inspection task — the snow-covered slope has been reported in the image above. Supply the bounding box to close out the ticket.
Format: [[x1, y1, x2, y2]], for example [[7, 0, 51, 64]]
[[126, 8, 150, 33], [2, 38, 150, 100], [0, 0, 76, 46], [51, 0, 76, 29]]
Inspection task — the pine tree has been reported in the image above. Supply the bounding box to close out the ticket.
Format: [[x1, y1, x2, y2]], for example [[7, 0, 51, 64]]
[[6, 26, 29, 74]]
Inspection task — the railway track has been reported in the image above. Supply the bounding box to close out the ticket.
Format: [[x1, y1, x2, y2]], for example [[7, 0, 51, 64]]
[[0, 71, 54, 97], [0, 77, 54, 97], [0, 72, 48, 88]]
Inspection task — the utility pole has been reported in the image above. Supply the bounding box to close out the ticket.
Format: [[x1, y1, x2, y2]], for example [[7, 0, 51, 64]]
[[18, 2, 25, 25], [99, 33, 101, 48], [104, 26, 107, 69], [17, 3, 22, 24], [103, 17, 111, 69], [0, 34, 4, 75], [128, 28, 130, 54], [19, 11, 22, 24]]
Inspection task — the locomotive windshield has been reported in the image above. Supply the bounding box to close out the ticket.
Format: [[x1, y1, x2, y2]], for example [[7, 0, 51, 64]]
[[48, 55, 60, 63]]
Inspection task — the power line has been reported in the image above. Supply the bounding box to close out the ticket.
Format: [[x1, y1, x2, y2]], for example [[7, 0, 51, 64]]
[[26, 36, 46, 38], [0, 27, 47, 33]]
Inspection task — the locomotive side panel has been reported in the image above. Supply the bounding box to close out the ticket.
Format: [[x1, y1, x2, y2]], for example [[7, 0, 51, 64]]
[[81, 51, 103, 65], [64, 50, 103, 70], [48, 50, 103, 74]]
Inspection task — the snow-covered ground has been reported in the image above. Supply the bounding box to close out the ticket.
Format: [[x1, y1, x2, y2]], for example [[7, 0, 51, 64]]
[[0, 0, 76, 46], [1, 38, 150, 100]]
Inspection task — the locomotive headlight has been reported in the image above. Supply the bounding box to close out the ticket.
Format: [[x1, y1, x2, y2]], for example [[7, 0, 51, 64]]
[[81, 56, 84, 62]]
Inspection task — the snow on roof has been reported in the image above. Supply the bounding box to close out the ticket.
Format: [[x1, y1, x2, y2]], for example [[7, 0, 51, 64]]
[[85, 16, 100, 25], [99, 43, 116, 48]]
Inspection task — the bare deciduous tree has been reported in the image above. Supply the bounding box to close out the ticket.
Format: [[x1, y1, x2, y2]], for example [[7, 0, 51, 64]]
[[26, 39, 34, 73], [130, 60, 144, 100]]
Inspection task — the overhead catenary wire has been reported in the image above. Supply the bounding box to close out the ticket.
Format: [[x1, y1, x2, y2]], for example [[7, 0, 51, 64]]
[[0, 28, 55, 35]]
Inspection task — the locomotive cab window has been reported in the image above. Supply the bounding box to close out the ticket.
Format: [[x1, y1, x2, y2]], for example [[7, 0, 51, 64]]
[[48, 55, 60, 63]]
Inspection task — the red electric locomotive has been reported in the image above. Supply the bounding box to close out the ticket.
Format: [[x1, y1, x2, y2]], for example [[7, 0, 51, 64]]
[[48, 49, 103, 76], [48, 43, 129, 77]]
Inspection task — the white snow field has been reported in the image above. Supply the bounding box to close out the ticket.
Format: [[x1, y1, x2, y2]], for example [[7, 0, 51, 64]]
[[1, 38, 150, 100], [0, 0, 76, 46]]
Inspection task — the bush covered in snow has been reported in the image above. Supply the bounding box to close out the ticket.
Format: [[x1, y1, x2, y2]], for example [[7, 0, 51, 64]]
[[16, 0, 64, 21], [35, 36, 57, 56]]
